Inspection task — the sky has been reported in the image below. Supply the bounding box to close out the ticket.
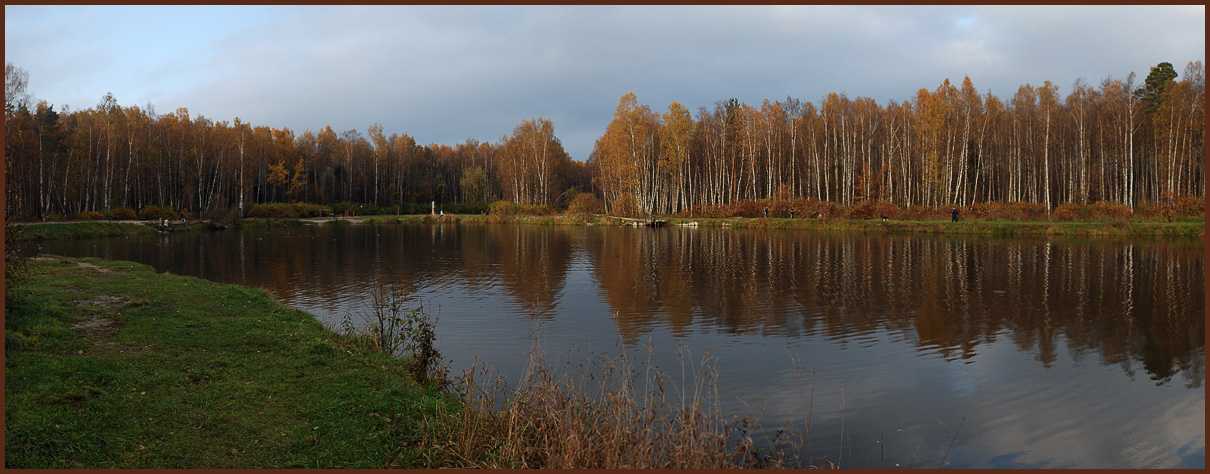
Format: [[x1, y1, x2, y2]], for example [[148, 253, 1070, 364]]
[[5, 5, 1205, 161]]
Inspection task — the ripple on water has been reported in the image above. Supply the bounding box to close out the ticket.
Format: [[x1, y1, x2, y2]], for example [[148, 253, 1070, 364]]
[[28, 224, 1205, 469]]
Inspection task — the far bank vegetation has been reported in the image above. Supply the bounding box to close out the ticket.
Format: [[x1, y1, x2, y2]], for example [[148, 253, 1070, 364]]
[[5, 61, 1203, 225]]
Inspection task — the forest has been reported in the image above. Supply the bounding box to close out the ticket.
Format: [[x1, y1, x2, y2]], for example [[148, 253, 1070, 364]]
[[4, 60, 1204, 221]]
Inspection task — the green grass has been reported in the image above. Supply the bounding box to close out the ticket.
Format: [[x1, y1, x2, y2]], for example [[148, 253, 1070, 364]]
[[26, 212, 1197, 241], [17, 222, 159, 241], [5, 257, 459, 468]]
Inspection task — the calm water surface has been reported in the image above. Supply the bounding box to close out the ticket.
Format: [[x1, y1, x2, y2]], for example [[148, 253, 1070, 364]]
[[34, 223, 1205, 468]]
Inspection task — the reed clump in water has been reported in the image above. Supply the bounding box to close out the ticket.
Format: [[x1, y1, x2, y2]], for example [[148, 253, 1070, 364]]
[[422, 341, 821, 468], [339, 286, 447, 385]]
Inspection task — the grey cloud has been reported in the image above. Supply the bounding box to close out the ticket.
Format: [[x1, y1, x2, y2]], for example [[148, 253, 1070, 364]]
[[7, 5, 1205, 160]]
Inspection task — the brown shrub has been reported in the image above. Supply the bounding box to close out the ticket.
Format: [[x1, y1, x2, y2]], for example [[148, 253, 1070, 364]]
[[792, 198, 840, 219], [138, 205, 180, 220], [566, 193, 602, 215], [766, 198, 794, 218], [489, 200, 522, 216], [1052, 202, 1085, 222], [1170, 196, 1204, 218], [1011, 201, 1049, 220], [899, 205, 945, 221], [723, 199, 763, 218], [106, 207, 137, 220], [1091, 201, 1133, 221], [845, 200, 901, 220], [964, 202, 996, 220]]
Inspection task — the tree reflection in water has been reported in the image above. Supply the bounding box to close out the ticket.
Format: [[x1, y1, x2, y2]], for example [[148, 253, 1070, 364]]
[[583, 228, 1203, 387], [40, 223, 1204, 387], [34, 224, 1204, 467]]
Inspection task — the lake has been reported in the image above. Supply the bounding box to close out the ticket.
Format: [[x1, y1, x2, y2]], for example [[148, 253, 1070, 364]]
[[31, 222, 1205, 468]]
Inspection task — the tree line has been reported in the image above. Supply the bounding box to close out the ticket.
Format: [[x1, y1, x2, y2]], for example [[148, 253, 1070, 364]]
[[5, 62, 590, 220], [593, 61, 1204, 215], [5, 61, 1203, 220]]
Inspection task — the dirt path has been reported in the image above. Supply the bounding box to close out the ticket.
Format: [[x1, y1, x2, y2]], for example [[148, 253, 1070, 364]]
[[31, 256, 120, 273]]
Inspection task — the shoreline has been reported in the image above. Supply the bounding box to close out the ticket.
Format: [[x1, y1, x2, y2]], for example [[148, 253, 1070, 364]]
[[5, 256, 461, 468], [14, 214, 1205, 241]]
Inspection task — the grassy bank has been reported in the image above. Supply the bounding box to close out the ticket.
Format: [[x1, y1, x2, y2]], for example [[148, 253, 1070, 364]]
[[4, 257, 458, 468], [13, 213, 1204, 240], [16, 222, 160, 241], [5, 256, 850, 469]]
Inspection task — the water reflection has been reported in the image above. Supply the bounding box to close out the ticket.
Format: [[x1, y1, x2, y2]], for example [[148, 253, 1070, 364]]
[[36, 224, 1204, 387], [583, 228, 1204, 387], [31, 223, 1205, 468]]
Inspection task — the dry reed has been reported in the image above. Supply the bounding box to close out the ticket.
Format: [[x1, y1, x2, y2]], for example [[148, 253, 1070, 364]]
[[421, 339, 830, 468]]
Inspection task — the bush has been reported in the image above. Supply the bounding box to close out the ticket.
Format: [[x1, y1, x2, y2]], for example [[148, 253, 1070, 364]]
[[792, 198, 841, 219], [845, 200, 901, 220], [963, 202, 997, 220], [78, 210, 104, 220], [138, 205, 180, 221], [1170, 195, 1204, 218], [1052, 202, 1086, 221], [1092, 201, 1133, 223], [294, 202, 328, 217], [443, 202, 490, 215], [247, 202, 330, 219], [488, 200, 555, 216], [1141, 195, 1204, 221], [527, 204, 556, 216], [951, 201, 1047, 221], [723, 199, 763, 218], [106, 207, 137, 220], [567, 193, 602, 215], [355, 287, 446, 384], [1007, 201, 1048, 220], [333, 202, 405, 217], [898, 205, 945, 221], [331, 202, 354, 216], [247, 203, 287, 218], [488, 200, 522, 216], [355, 203, 394, 216], [845, 201, 876, 220], [873, 201, 902, 219], [766, 198, 794, 218]]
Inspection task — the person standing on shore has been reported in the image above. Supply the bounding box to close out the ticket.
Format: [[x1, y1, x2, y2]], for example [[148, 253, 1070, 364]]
[[951, 208, 959, 222]]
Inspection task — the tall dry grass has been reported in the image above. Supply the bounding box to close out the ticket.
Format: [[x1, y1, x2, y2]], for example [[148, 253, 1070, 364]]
[[423, 340, 826, 468]]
